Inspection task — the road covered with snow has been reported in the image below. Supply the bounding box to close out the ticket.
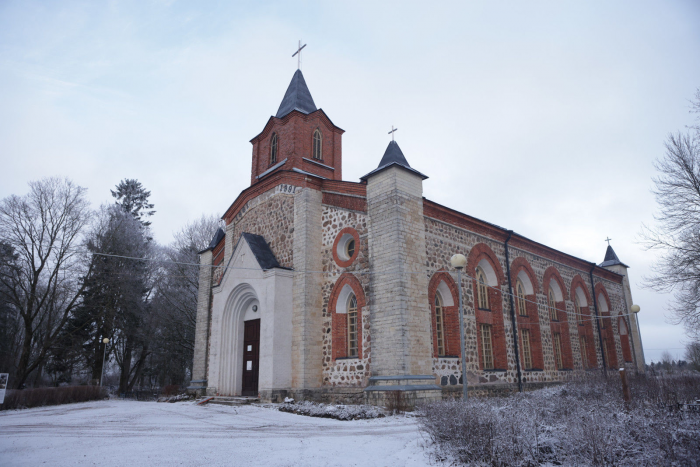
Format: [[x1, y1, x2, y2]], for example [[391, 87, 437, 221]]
[[0, 400, 431, 466]]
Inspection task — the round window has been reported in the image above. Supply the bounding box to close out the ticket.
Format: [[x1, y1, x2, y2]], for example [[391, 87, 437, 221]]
[[333, 229, 360, 266]]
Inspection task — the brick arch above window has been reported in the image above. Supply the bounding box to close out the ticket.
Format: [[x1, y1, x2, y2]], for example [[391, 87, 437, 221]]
[[466, 243, 505, 286], [542, 266, 569, 302], [329, 273, 366, 360], [510, 257, 540, 295], [428, 271, 460, 357], [570, 275, 591, 307]]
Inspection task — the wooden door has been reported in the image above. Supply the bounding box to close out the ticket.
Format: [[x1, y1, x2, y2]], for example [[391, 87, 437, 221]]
[[242, 319, 260, 396]]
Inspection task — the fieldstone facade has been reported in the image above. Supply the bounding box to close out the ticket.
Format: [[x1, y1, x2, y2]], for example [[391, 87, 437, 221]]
[[188, 69, 644, 405]]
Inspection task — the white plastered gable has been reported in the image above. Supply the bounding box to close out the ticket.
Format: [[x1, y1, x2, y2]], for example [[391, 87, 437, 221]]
[[207, 235, 293, 396]]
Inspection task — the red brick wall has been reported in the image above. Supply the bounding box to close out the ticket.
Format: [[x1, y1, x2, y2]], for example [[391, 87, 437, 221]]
[[510, 257, 544, 369], [543, 267, 574, 370], [250, 110, 344, 184], [328, 273, 365, 360], [595, 283, 619, 368], [571, 275, 597, 369], [428, 271, 461, 357], [467, 243, 508, 370]]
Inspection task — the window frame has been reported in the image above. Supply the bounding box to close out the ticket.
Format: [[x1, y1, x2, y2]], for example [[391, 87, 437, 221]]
[[476, 266, 490, 311], [521, 328, 533, 370], [434, 292, 446, 356], [312, 129, 323, 160], [553, 332, 563, 370], [516, 279, 527, 316], [548, 287, 558, 322], [270, 133, 278, 165], [347, 294, 358, 357], [480, 324, 494, 370]]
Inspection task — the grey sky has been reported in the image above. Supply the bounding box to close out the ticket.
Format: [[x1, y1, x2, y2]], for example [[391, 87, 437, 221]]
[[1, 1, 699, 363]]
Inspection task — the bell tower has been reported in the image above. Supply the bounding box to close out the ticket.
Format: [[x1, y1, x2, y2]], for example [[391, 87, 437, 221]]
[[249, 70, 345, 185]]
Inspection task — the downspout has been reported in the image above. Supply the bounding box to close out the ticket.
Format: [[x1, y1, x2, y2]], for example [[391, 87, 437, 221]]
[[504, 231, 523, 392], [589, 265, 607, 377]]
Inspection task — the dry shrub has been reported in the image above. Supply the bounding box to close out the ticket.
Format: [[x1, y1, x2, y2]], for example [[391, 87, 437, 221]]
[[419, 373, 700, 466], [1, 385, 108, 411], [162, 384, 181, 396]]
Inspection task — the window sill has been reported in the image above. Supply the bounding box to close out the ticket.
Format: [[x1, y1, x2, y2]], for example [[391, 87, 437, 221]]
[[483, 369, 507, 372], [335, 356, 360, 361], [438, 355, 459, 359], [524, 368, 543, 372], [477, 308, 492, 312]]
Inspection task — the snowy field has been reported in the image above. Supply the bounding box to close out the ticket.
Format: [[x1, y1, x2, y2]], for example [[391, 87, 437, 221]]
[[0, 400, 430, 467]]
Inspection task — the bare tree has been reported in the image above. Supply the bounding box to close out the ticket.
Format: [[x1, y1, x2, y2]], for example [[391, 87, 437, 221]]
[[685, 341, 700, 371], [0, 178, 92, 389], [642, 88, 700, 337], [147, 214, 220, 386]]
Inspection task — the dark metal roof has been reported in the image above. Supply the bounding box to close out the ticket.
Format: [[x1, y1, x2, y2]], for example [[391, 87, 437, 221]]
[[599, 245, 629, 268], [242, 232, 287, 270], [275, 69, 317, 118], [360, 141, 428, 181], [198, 227, 225, 254]]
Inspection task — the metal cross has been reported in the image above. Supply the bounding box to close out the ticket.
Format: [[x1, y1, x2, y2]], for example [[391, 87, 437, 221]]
[[605, 237, 612, 246], [292, 40, 307, 70], [388, 125, 398, 141]]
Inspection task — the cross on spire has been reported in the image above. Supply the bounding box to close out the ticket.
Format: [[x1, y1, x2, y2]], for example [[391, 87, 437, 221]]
[[292, 40, 307, 70], [605, 237, 612, 246], [388, 125, 398, 141]]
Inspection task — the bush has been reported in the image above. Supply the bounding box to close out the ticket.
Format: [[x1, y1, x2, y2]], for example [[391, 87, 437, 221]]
[[279, 401, 385, 420], [1, 385, 108, 411], [419, 373, 700, 466]]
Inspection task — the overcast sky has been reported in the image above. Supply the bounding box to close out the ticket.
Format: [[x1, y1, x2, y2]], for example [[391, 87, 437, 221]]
[[1, 1, 699, 363]]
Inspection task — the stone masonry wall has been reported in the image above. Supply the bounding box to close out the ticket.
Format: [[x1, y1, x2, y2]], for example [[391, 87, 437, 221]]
[[367, 167, 433, 376], [424, 216, 631, 391], [320, 205, 371, 387]]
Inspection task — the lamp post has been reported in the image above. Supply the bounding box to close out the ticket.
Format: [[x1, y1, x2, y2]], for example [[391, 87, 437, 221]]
[[451, 253, 468, 401], [630, 305, 646, 369], [100, 337, 109, 387]]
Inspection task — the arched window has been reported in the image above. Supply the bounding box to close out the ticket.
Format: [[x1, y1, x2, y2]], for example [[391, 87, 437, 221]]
[[270, 133, 278, 165], [553, 332, 563, 369], [521, 328, 533, 370], [548, 287, 558, 321], [435, 293, 445, 356], [476, 267, 490, 310], [579, 336, 588, 369], [312, 129, 322, 160], [480, 324, 494, 369], [575, 295, 583, 325], [516, 279, 527, 316], [347, 294, 358, 357]]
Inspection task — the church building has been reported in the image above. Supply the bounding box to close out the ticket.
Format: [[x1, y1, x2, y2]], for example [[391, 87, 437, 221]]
[[189, 67, 645, 404]]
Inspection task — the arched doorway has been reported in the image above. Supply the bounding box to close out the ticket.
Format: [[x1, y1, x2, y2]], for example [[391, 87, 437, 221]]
[[219, 283, 260, 396]]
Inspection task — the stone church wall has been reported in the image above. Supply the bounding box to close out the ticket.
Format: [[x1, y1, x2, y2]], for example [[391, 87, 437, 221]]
[[424, 216, 633, 392], [320, 205, 371, 389]]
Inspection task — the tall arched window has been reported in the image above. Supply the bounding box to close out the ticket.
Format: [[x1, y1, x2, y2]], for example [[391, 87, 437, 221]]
[[579, 336, 588, 369], [548, 287, 558, 321], [480, 324, 494, 369], [516, 279, 527, 316], [575, 295, 583, 325], [521, 328, 533, 369], [476, 267, 490, 310], [347, 294, 358, 357], [553, 332, 563, 369], [434, 293, 445, 356], [270, 133, 278, 165], [312, 129, 322, 160]]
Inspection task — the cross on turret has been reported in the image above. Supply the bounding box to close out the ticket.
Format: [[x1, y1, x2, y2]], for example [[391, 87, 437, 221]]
[[605, 237, 612, 246], [388, 125, 398, 141], [292, 40, 307, 70]]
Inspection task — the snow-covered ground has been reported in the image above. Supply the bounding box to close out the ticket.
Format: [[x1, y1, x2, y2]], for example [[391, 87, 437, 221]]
[[0, 400, 430, 466]]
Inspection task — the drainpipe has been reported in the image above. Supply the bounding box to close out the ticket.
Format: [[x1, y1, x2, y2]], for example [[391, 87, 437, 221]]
[[589, 265, 607, 377], [504, 231, 523, 392]]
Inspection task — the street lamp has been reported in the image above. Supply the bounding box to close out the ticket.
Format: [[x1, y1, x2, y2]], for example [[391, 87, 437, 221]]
[[630, 305, 646, 368], [100, 337, 110, 387], [450, 253, 468, 401]]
